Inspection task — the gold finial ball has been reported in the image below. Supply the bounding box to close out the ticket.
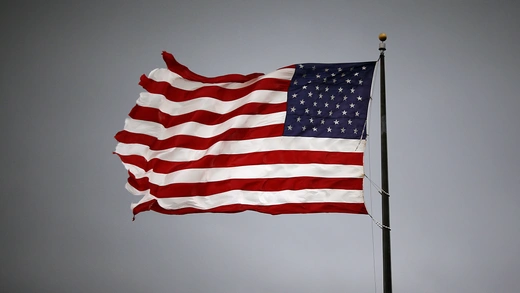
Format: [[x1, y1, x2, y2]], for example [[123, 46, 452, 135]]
[[379, 33, 387, 42]]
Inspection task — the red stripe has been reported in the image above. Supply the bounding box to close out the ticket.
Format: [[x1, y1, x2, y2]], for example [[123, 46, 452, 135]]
[[139, 75, 292, 102], [129, 102, 287, 128], [129, 176, 363, 198], [114, 124, 284, 150], [162, 51, 265, 83], [133, 200, 368, 216], [117, 150, 363, 173], [127, 171, 141, 192]]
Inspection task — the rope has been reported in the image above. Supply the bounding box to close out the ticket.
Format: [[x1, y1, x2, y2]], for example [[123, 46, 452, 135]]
[[367, 211, 391, 231], [364, 174, 390, 197], [366, 125, 378, 293], [355, 119, 368, 152], [364, 141, 391, 232]]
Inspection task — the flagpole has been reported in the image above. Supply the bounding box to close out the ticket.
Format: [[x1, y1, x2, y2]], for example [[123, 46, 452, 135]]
[[378, 33, 392, 293]]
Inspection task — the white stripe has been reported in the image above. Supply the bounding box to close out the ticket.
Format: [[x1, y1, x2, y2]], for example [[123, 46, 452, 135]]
[[126, 182, 145, 196], [128, 184, 152, 211], [115, 137, 366, 162], [136, 90, 287, 116], [122, 163, 145, 178], [123, 112, 286, 139], [129, 186, 364, 211], [148, 67, 295, 90], [138, 164, 364, 184]]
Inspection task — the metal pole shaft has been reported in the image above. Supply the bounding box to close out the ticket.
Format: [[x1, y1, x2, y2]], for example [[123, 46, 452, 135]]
[[379, 34, 392, 293]]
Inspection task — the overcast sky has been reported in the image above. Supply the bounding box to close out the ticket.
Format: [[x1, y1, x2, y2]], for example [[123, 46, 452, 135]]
[[2, 1, 520, 292]]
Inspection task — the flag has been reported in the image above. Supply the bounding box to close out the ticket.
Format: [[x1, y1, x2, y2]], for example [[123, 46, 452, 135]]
[[114, 52, 377, 217]]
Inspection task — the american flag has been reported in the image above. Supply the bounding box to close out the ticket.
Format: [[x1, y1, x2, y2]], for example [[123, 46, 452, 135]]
[[114, 52, 377, 217]]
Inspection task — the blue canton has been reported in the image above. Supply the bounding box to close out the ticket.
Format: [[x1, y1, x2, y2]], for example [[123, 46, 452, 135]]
[[283, 61, 376, 139]]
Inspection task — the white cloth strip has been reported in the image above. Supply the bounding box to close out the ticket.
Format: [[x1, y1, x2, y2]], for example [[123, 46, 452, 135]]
[[128, 184, 364, 211], [122, 163, 145, 179], [115, 137, 366, 162], [148, 67, 295, 90], [136, 90, 287, 116], [136, 164, 364, 185], [123, 112, 286, 139]]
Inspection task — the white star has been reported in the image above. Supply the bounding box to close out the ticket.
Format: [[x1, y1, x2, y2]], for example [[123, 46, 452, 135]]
[[313, 127, 318, 132], [325, 68, 329, 72], [336, 104, 340, 109], [302, 126, 306, 131], [299, 64, 304, 68], [327, 127, 332, 132], [325, 87, 329, 92], [331, 73, 336, 77], [329, 111, 333, 116], [359, 79, 363, 85], [333, 79, 337, 83], [357, 96, 362, 101], [362, 66, 366, 70], [341, 73, 346, 77], [348, 119, 352, 125], [309, 118, 314, 123], [323, 78, 327, 82], [308, 92, 313, 97], [338, 67, 343, 72], [354, 72, 359, 76], [341, 128, 346, 133], [300, 99, 305, 105], [355, 111, 360, 116], [313, 102, 318, 107], [303, 74, 307, 78], [321, 119, 325, 124], [346, 79, 351, 84], [288, 125, 293, 130], [342, 110, 347, 115], [302, 85, 307, 90], [338, 87, 343, 93], [354, 128, 358, 134], [312, 66, 316, 70], [334, 120, 339, 125], [290, 107, 296, 112], [315, 85, 320, 90], [330, 95, 335, 100], [324, 102, 329, 107], [305, 108, 310, 114], [350, 103, 355, 108], [319, 94, 323, 99], [343, 96, 348, 101], [293, 81, 298, 85], [316, 74, 321, 78], [317, 110, 322, 115], [297, 117, 301, 122], [292, 93, 297, 98], [350, 88, 355, 93]]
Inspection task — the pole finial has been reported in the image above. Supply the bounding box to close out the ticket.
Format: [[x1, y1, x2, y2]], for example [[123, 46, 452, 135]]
[[379, 33, 387, 52]]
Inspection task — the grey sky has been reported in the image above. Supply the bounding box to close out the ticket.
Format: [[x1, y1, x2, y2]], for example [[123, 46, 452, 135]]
[[2, 1, 519, 292]]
